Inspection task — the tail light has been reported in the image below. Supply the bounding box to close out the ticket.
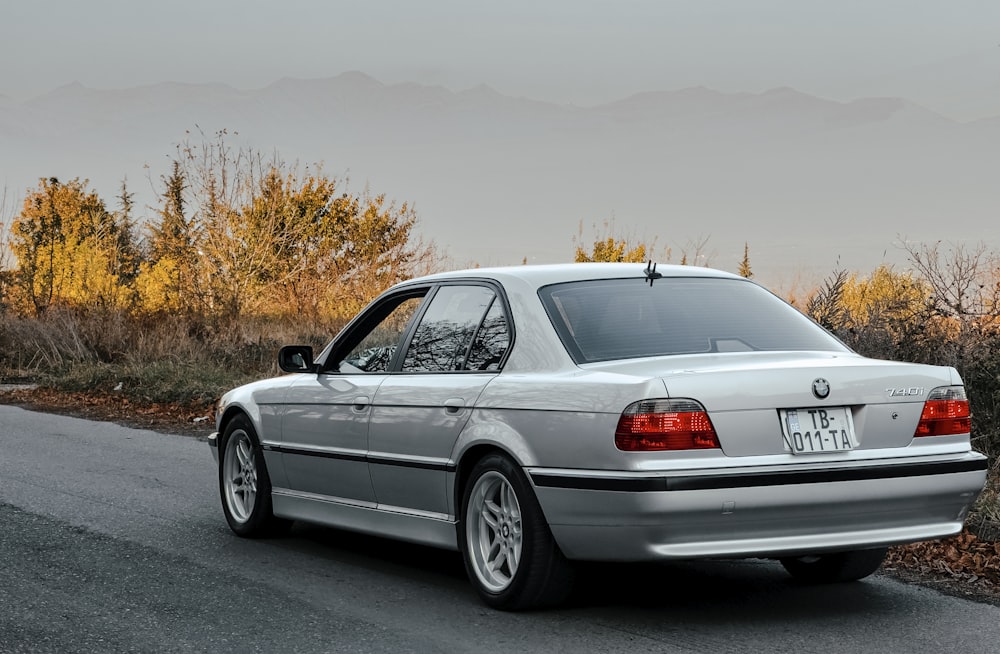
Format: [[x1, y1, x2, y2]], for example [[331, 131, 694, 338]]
[[914, 386, 970, 437], [615, 399, 720, 451]]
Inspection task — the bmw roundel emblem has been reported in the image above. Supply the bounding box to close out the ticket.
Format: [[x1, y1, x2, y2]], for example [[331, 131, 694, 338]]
[[812, 378, 831, 400]]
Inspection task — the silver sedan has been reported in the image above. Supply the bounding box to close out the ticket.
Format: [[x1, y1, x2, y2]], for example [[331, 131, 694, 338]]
[[209, 263, 987, 609]]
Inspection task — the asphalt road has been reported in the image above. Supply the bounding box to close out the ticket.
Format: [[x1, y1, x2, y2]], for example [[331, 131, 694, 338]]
[[2, 404, 999, 653]]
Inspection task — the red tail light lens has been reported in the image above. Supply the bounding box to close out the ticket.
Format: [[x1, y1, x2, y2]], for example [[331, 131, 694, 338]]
[[615, 399, 720, 451], [915, 386, 970, 437]]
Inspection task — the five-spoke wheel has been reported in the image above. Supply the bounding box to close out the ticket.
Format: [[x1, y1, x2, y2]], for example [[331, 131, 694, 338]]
[[459, 453, 573, 610], [218, 414, 288, 537], [466, 470, 524, 592], [222, 427, 258, 523]]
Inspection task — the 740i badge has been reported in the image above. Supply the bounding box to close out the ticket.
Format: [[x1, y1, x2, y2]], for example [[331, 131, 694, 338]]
[[887, 387, 926, 397]]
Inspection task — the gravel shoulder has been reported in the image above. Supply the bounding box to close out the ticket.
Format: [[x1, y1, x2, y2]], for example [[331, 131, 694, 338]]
[[0, 386, 216, 438]]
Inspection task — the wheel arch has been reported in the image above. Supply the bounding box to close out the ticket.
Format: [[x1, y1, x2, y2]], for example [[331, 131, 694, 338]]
[[217, 405, 254, 444], [454, 444, 507, 517], [450, 414, 540, 524]]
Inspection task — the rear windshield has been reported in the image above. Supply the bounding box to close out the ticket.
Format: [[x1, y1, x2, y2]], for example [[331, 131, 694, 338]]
[[538, 277, 848, 363]]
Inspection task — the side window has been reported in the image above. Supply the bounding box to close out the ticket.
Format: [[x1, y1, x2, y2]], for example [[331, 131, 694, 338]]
[[465, 299, 510, 371], [402, 285, 501, 373], [337, 295, 425, 373]]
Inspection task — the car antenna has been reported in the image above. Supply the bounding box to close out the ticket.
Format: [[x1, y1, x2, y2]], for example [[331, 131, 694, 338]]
[[643, 260, 662, 287]]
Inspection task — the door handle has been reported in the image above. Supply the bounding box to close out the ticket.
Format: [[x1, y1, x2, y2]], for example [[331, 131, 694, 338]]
[[444, 398, 466, 414], [352, 395, 371, 411]]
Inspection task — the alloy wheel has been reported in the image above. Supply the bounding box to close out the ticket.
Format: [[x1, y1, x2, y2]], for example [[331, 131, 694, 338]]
[[223, 429, 258, 523], [466, 470, 523, 592]]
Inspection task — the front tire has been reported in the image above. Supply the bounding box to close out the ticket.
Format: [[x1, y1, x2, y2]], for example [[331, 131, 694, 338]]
[[219, 414, 289, 537], [780, 547, 888, 584], [459, 453, 574, 610]]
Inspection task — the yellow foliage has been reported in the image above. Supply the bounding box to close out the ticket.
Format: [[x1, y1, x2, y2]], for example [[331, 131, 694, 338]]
[[146, 138, 438, 321], [840, 265, 928, 325], [10, 178, 136, 313], [575, 237, 647, 263], [574, 219, 660, 264], [136, 257, 191, 313], [54, 240, 118, 306]]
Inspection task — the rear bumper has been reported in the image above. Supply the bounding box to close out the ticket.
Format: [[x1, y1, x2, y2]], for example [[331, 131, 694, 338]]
[[528, 453, 987, 561]]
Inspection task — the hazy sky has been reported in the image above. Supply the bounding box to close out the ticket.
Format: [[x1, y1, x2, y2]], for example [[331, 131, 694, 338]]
[[2, 1, 999, 287], [3, 0, 999, 112]]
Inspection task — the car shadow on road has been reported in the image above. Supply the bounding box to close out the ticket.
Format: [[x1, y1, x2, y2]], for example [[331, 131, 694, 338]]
[[266, 522, 910, 619], [278, 522, 469, 581], [568, 558, 883, 611]]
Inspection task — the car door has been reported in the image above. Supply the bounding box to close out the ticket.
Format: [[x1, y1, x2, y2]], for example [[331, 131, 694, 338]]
[[278, 289, 428, 504], [368, 283, 512, 517]]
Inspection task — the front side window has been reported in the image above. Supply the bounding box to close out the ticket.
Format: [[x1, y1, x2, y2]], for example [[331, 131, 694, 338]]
[[336, 294, 426, 373], [402, 285, 508, 372], [539, 277, 848, 364]]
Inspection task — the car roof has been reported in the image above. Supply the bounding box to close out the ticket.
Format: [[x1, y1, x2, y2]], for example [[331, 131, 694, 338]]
[[403, 262, 742, 290]]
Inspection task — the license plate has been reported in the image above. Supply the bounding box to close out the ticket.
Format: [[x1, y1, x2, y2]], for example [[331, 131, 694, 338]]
[[779, 407, 857, 454]]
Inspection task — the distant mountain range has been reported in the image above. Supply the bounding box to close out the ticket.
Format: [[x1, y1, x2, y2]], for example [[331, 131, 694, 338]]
[[2, 72, 998, 286], [847, 48, 1000, 123]]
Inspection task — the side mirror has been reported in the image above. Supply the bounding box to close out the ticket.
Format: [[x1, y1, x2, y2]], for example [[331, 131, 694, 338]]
[[278, 345, 315, 373]]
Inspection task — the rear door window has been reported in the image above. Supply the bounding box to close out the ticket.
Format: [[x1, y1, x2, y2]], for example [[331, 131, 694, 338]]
[[401, 285, 509, 372]]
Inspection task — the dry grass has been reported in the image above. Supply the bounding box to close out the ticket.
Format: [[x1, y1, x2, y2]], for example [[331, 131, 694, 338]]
[[0, 309, 342, 403]]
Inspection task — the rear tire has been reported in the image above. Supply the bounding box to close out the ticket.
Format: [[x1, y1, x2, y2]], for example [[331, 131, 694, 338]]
[[219, 414, 290, 538], [780, 547, 887, 584], [459, 453, 574, 610]]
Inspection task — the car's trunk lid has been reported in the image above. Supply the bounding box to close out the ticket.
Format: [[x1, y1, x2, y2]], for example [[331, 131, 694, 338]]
[[584, 352, 958, 456]]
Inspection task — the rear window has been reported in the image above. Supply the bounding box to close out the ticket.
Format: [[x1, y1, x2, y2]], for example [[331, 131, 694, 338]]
[[538, 277, 848, 363]]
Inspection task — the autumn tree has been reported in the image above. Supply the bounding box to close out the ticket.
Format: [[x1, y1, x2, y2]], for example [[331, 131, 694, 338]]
[[806, 265, 928, 339], [10, 178, 63, 313], [840, 265, 927, 324], [904, 241, 1000, 323], [99, 179, 141, 309], [576, 236, 647, 263], [146, 131, 438, 321], [317, 190, 430, 317], [226, 167, 343, 318], [10, 177, 138, 314], [840, 266, 930, 358], [738, 243, 753, 278], [155, 133, 324, 319], [805, 269, 849, 332], [138, 161, 203, 313], [574, 219, 662, 263]]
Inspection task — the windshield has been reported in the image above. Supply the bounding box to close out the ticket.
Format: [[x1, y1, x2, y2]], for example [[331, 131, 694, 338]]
[[538, 277, 848, 364]]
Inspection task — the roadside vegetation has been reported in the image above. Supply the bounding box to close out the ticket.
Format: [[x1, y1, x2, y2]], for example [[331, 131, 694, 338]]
[[0, 133, 440, 405], [802, 248, 1000, 541]]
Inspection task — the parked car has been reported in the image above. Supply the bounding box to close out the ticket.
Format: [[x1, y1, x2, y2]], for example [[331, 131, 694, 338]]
[[209, 263, 987, 609]]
